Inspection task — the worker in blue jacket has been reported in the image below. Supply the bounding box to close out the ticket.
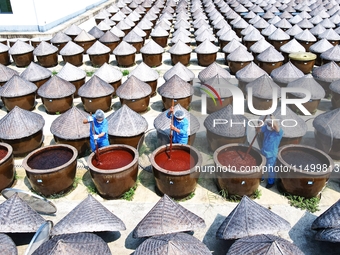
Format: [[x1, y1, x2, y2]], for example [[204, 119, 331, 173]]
[[257, 114, 283, 189], [167, 106, 189, 144], [83, 109, 109, 152]]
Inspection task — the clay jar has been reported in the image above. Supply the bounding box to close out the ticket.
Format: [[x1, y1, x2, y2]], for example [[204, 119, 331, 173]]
[[22, 144, 78, 197], [87, 144, 139, 199], [214, 144, 265, 198], [0, 143, 15, 191], [276, 144, 333, 198], [150, 144, 202, 199], [289, 52, 317, 74]]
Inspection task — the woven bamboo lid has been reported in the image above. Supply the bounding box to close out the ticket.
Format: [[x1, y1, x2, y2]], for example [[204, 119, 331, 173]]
[[137, 19, 152, 30], [1, 75, 37, 97], [0, 234, 17, 255], [203, 74, 234, 98], [33, 41, 58, 56], [59, 41, 84, 56], [243, 29, 264, 42], [321, 45, 340, 61], [154, 104, 200, 136], [314, 228, 340, 243], [158, 75, 194, 98], [51, 195, 125, 235], [171, 32, 192, 44], [219, 29, 240, 42], [257, 46, 284, 62], [289, 15, 302, 25], [111, 11, 126, 22], [275, 18, 293, 30], [261, 24, 277, 37], [163, 62, 195, 82], [50, 107, 90, 139], [64, 24, 82, 37], [107, 104, 148, 136], [172, 27, 191, 38], [310, 24, 326, 36], [74, 30, 96, 42], [216, 196, 290, 240], [204, 105, 248, 137], [110, 26, 125, 38], [286, 24, 303, 37], [280, 39, 305, 53], [88, 26, 105, 39], [271, 106, 307, 138], [253, 18, 270, 30], [140, 39, 164, 54], [227, 46, 254, 62], [116, 75, 151, 99], [295, 29, 317, 42], [78, 75, 114, 98], [20, 62, 52, 82], [271, 61, 304, 84], [131, 26, 146, 38], [94, 9, 110, 19], [50, 31, 72, 44], [309, 38, 333, 54], [235, 62, 267, 83], [168, 40, 192, 55], [134, 233, 211, 255], [195, 30, 216, 42], [0, 42, 9, 54], [0, 106, 44, 139], [195, 39, 219, 54], [116, 20, 132, 31], [123, 30, 143, 43], [112, 40, 136, 55], [233, 18, 248, 29], [150, 26, 169, 37], [222, 39, 245, 54], [99, 30, 120, 43], [198, 62, 231, 83], [37, 76, 76, 99], [330, 79, 340, 93], [32, 232, 112, 255], [129, 62, 159, 82], [0, 193, 46, 233], [297, 18, 314, 29], [97, 21, 111, 32], [8, 40, 34, 55], [57, 62, 86, 82], [249, 38, 271, 54], [313, 108, 340, 138], [0, 64, 19, 83], [246, 74, 281, 99], [312, 61, 340, 83], [132, 194, 205, 238], [227, 234, 304, 255], [86, 41, 111, 55], [287, 74, 325, 99], [103, 17, 116, 27], [94, 62, 122, 83], [262, 11, 275, 20], [158, 18, 172, 30], [312, 199, 340, 230]]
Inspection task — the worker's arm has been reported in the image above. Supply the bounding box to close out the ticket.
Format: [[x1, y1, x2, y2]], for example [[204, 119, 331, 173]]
[[270, 115, 280, 132]]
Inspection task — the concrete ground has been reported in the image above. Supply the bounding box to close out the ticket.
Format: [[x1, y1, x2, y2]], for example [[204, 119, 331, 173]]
[[1, 2, 340, 255]]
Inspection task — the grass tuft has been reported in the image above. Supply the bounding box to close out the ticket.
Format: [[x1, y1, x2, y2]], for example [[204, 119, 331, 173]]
[[121, 69, 129, 76], [219, 188, 262, 202], [285, 194, 320, 213]]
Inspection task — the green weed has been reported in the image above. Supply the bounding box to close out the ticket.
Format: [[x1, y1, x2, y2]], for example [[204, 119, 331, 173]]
[[285, 194, 320, 213], [121, 69, 129, 76], [86, 70, 95, 77], [121, 183, 138, 201]]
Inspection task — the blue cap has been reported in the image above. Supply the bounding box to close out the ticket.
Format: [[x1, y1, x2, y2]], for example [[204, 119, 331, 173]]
[[174, 110, 185, 119], [95, 109, 105, 120]]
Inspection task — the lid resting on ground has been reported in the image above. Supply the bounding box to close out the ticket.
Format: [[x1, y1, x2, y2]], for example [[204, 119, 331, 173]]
[[51, 194, 125, 235], [132, 194, 205, 238], [216, 196, 291, 240]]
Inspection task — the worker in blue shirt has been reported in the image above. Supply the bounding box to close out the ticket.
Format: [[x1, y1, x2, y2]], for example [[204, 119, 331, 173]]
[[167, 106, 189, 144], [257, 115, 283, 189], [83, 109, 109, 152]]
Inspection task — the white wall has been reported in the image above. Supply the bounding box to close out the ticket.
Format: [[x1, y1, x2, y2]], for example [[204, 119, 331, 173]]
[[0, 0, 107, 32]]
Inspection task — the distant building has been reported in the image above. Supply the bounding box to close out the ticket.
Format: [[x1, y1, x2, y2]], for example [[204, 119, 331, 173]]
[[0, 0, 107, 32]]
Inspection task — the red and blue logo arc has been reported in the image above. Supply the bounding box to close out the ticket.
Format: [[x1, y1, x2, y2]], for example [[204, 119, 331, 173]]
[[200, 83, 223, 106]]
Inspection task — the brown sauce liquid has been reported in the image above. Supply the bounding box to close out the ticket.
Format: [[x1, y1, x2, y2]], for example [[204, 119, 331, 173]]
[[94, 150, 134, 170], [217, 150, 257, 170], [0, 148, 8, 160], [28, 149, 73, 169], [154, 150, 195, 171]]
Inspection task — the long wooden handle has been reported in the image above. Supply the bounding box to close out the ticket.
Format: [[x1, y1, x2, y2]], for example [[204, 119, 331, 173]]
[[245, 115, 269, 156], [169, 99, 175, 157]]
